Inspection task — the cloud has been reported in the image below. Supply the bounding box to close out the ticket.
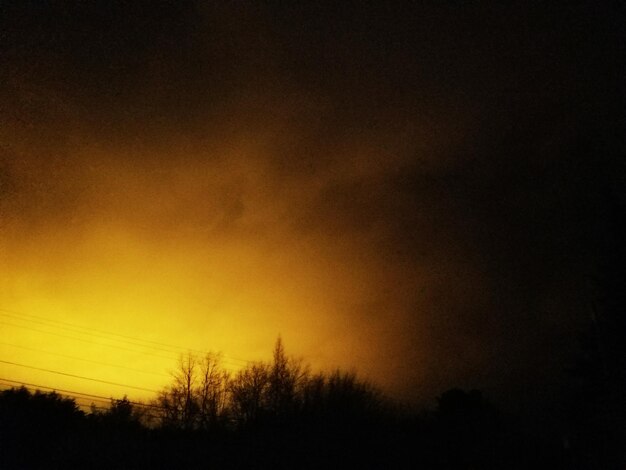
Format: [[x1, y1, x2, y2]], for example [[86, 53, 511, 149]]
[[0, 1, 621, 404]]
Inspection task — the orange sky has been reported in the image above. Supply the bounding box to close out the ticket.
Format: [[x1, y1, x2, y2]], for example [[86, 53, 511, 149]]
[[0, 134, 436, 403], [1, 2, 616, 409]]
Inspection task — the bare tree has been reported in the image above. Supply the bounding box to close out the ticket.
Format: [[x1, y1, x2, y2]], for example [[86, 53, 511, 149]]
[[229, 361, 270, 427], [157, 351, 231, 430], [158, 352, 199, 429], [197, 352, 230, 430], [154, 336, 384, 433]]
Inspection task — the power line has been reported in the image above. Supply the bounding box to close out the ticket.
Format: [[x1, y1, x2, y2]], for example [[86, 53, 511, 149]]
[[0, 308, 250, 366], [0, 384, 161, 419], [0, 377, 163, 409], [0, 308, 191, 351], [0, 386, 162, 420], [0, 308, 250, 363], [0, 322, 240, 378], [0, 323, 240, 372], [0, 321, 179, 361], [0, 358, 160, 393], [0, 382, 108, 405], [0, 310, 187, 356], [0, 381, 163, 421], [0, 341, 170, 378], [0, 383, 121, 414]]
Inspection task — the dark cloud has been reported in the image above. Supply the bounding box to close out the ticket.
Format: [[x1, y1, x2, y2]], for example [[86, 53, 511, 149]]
[[0, 1, 622, 405]]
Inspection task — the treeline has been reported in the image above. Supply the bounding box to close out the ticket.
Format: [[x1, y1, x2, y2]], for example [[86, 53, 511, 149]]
[[152, 337, 384, 433], [0, 338, 622, 469]]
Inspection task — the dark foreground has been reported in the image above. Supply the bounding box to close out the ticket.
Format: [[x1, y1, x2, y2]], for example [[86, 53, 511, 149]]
[[0, 386, 623, 470]]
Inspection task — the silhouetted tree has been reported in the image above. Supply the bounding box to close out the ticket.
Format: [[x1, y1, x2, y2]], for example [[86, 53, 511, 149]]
[[157, 351, 230, 431], [300, 372, 326, 417], [98, 396, 145, 428], [267, 336, 307, 420], [158, 352, 199, 429], [326, 370, 368, 409], [229, 361, 270, 427], [197, 352, 230, 430], [0, 387, 86, 468]]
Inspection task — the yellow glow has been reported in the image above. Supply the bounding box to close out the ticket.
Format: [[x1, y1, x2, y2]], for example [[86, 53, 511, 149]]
[[0, 139, 430, 404]]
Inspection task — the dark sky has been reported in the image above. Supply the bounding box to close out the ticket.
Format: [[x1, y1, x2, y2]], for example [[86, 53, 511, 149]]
[[0, 1, 623, 406]]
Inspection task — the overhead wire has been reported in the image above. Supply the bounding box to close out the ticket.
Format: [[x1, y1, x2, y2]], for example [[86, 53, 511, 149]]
[[0, 385, 160, 419], [0, 307, 265, 400], [0, 320, 183, 362], [0, 358, 160, 393], [0, 310, 188, 355], [0, 308, 250, 367], [0, 308, 251, 364], [0, 323, 239, 372], [0, 341, 170, 378], [0, 383, 115, 414], [0, 377, 163, 409]]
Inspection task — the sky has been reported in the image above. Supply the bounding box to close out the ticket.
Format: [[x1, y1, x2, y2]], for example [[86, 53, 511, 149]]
[[0, 2, 623, 406]]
